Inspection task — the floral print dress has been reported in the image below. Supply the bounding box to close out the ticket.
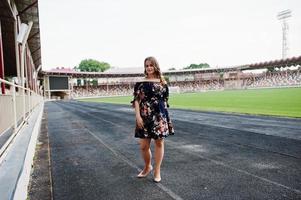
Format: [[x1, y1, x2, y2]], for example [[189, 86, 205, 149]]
[[132, 81, 174, 139]]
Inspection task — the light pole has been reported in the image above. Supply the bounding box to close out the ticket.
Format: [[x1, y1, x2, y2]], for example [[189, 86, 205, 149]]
[[277, 10, 292, 59]]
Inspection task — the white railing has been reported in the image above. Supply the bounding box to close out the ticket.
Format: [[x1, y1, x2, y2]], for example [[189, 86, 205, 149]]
[[0, 78, 43, 157]]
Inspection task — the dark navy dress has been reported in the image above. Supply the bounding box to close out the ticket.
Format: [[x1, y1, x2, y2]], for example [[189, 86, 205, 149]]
[[132, 81, 174, 139]]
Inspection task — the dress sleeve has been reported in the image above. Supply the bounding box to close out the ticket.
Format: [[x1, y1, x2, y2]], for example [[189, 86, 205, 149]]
[[163, 84, 169, 107], [131, 82, 140, 107]]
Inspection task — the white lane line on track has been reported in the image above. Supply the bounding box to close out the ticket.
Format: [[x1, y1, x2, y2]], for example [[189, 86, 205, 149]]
[[172, 116, 301, 140], [175, 129, 301, 159], [89, 114, 301, 195], [58, 102, 301, 195], [75, 101, 301, 129], [61, 101, 301, 159], [70, 101, 301, 140], [86, 128, 184, 200], [57, 102, 184, 200], [167, 139, 301, 195]]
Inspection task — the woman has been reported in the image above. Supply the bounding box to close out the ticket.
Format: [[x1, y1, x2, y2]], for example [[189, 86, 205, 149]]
[[132, 56, 174, 183]]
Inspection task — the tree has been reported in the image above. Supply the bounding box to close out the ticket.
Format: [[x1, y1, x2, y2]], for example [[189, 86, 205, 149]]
[[168, 67, 176, 71], [164, 76, 170, 83], [183, 63, 210, 69], [267, 67, 276, 72], [77, 59, 110, 72]]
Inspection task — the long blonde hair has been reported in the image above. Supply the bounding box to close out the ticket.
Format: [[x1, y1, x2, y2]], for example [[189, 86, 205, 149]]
[[144, 56, 166, 85]]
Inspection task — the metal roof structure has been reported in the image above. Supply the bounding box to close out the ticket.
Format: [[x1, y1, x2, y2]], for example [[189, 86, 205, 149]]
[[15, 0, 41, 69], [0, 0, 41, 76], [42, 55, 301, 78], [104, 67, 143, 74], [15, 0, 42, 67], [248, 55, 301, 69]]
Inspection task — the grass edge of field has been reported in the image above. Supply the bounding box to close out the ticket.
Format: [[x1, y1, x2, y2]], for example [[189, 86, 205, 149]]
[[78, 98, 301, 119]]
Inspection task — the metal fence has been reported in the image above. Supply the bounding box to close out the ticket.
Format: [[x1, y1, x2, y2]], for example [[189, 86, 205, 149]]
[[0, 78, 43, 157]]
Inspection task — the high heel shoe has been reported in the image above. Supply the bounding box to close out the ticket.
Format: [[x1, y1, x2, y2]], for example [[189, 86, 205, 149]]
[[153, 177, 161, 183], [137, 166, 153, 178]]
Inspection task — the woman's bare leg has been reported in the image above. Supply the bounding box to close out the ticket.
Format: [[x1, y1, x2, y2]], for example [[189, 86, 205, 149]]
[[137, 138, 152, 177], [154, 139, 164, 182]]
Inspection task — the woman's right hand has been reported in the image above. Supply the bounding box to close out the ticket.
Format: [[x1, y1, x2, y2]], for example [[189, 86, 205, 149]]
[[136, 115, 144, 129]]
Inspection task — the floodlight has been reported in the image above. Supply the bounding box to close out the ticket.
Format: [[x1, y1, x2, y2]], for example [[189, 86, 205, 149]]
[[17, 23, 29, 44], [277, 10, 291, 20]]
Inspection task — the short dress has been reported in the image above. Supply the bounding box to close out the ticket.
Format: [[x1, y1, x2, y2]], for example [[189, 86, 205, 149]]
[[132, 81, 175, 139]]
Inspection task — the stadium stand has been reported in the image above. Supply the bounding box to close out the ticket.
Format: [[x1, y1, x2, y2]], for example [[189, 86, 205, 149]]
[[40, 56, 300, 99], [51, 61, 300, 98], [244, 69, 301, 88], [50, 56, 299, 98], [72, 84, 133, 98]]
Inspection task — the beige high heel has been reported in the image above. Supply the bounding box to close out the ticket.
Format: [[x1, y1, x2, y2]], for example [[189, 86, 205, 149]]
[[153, 171, 161, 183], [137, 166, 153, 178], [153, 177, 161, 183]]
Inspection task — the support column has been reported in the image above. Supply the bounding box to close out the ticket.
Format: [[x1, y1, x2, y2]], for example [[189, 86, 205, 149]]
[[0, 21, 5, 94], [16, 17, 21, 81]]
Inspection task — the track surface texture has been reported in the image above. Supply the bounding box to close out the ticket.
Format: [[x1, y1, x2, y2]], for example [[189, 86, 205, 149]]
[[45, 100, 301, 200]]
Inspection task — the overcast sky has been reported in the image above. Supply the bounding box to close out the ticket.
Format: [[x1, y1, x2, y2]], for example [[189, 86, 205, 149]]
[[39, 0, 301, 71]]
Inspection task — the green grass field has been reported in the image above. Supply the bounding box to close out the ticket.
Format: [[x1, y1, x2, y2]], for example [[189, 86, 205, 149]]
[[79, 87, 301, 118]]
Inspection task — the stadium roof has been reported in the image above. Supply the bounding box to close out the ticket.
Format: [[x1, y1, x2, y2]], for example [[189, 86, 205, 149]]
[[163, 65, 250, 75], [104, 67, 143, 74], [42, 69, 144, 78], [16, 0, 42, 68], [42, 55, 301, 78], [0, 0, 41, 76], [48, 67, 75, 73], [248, 56, 301, 69]]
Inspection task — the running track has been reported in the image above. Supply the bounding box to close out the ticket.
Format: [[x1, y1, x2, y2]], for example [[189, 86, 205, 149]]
[[45, 100, 301, 200]]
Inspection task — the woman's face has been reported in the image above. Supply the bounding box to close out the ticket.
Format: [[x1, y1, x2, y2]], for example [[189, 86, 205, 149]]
[[145, 60, 155, 77]]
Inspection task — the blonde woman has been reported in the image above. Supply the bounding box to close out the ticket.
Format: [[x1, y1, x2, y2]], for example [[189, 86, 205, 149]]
[[132, 56, 174, 183]]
